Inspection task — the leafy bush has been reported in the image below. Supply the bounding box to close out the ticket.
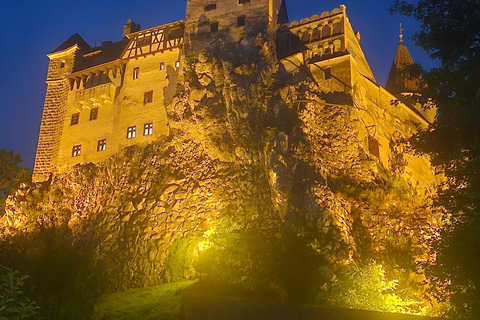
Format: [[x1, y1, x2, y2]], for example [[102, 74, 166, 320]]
[[321, 261, 420, 314], [0, 265, 40, 320]]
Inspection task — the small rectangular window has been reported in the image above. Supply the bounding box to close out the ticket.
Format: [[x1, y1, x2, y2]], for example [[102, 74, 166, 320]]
[[144, 91, 153, 104], [71, 113, 80, 125], [368, 135, 380, 159], [324, 67, 332, 80], [238, 0, 250, 4], [97, 139, 106, 151], [159, 62, 165, 70], [175, 61, 180, 68], [127, 126, 136, 139], [89, 108, 98, 121], [204, 3, 216, 11], [60, 61, 65, 68], [211, 22, 219, 33], [143, 123, 153, 136], [237, 16, 246, 27], [133, 67, 139, 80], [72, 145, 81, 157]]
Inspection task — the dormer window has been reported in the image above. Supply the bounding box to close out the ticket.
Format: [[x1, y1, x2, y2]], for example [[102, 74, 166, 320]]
[[204, 3, 216, 11], [238, 0, 250, 4]]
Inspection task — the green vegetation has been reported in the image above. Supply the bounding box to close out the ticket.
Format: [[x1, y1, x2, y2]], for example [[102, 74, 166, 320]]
[[0, 150, 30, 216], [392, 0, 480, 317], [93, 281, 195, 320], [0, 265, 40, 320]]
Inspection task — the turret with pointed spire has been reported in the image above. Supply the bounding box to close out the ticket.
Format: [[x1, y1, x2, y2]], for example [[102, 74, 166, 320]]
[[386, 24, 419, 96]]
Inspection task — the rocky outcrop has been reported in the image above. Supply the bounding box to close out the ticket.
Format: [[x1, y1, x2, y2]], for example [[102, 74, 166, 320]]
[[1, 34, 440, 296]]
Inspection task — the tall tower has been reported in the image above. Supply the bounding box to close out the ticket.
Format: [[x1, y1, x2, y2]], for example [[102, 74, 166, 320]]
[[385, 24, 419, 96], [33, 34, 89, 182], [184, 0, 287, 52]]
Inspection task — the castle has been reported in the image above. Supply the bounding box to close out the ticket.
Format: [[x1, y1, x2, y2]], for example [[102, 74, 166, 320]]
[[33, 0, 433, 183]]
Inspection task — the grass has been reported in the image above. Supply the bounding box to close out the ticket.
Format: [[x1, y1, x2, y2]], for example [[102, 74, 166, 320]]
[[93, 281, 196, 320]]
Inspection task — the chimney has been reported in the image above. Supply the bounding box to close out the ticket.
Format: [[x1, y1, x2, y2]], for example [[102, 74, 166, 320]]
[[123, 19, 141, 37]]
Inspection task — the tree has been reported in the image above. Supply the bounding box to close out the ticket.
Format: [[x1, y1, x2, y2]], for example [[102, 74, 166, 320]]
[[0, 150, 30, 215], [391, 1, 480, 317]]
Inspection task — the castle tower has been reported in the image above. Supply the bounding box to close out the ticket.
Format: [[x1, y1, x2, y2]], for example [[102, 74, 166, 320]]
[[33, 34, 89, 182], [385, 24, 419, 96], [184, 0, 287, 51]]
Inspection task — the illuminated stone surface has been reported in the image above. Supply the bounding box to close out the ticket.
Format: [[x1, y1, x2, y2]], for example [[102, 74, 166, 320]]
[[5, 2, 439, 294]]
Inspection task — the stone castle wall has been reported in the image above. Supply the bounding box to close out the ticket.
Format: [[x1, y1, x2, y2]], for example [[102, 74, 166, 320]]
[[33, 51, 76, 181]]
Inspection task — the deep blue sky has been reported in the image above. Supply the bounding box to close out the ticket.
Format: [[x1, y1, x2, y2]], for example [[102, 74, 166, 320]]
[[0, 1, 435, 169]]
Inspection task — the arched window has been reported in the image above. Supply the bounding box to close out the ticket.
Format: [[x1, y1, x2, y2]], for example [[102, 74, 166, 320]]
[[333, 40, 342, 53], [311, 28, 320, 42], [301, 30, 310, 43], [332, 19, 342, 35], [321, 24, 331, 38]]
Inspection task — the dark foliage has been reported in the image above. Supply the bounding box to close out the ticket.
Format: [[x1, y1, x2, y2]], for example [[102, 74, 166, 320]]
[[391, 1, 480, 317], [0, 150, 30, 215], [0, 265, 40, 320], [0, 226, 99, 320]]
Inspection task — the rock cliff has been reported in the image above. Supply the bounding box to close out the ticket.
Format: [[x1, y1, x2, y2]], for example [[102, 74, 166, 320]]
[[0, 34, 440, 301]]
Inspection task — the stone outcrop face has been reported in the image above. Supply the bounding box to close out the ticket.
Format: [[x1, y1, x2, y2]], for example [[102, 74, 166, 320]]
[[1, 34, 439, 293]]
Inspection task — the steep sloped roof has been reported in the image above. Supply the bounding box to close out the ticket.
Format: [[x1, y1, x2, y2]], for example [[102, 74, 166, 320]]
[[50, 33, 90, 54], [386, 33, 418, 94], [278, 0, 289, 25]]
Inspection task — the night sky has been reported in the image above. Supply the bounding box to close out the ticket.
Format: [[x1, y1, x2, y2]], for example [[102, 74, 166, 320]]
[[0, 0, 436, 169]]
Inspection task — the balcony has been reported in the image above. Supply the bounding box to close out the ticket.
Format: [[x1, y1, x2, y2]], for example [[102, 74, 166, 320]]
[[74, 83, 115, 110]]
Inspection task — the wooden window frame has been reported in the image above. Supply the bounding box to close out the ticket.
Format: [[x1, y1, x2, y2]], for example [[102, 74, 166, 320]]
[[89, 108, 98, 121], [144, 91, 153, 104], [72, 145, 81, 157], [143, 123, 153, 136], [97, 139, 107, 151], [71, 113, 80, 125], [127, 126, 136, 139], [133, 67, 139, 80]]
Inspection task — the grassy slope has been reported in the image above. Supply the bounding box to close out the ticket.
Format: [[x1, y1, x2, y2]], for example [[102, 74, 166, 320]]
[[93, 281, 195, 320]]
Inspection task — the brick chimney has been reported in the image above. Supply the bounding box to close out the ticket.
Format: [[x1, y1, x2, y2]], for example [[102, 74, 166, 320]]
[[123, 19, 141, 37]]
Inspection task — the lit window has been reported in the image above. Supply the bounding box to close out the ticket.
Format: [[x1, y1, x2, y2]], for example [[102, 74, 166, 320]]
[[368, 135, 380, 159], [133, 67, 139, 80], [97, 139, 106, 151], [204, 3, 216, 11], [127, 126, 136, 139], [143, 123, 153, 136], [211, 22, 219, 33], [237, 16, 246, 27], [175, 61, 180, 68], [60, 61, 65, 68], [324, 67, 332, 80], [71, 113, 80, 125], [144, 91, 153, 104], [238, 0, 250, 4], [89, 108, 98, 121], [160, 62, 165, 70], [72, 145, 81, 157]]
